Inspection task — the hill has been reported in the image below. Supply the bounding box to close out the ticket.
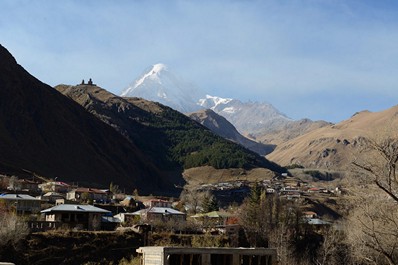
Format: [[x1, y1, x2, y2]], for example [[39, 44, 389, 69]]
[[0, 44, 171, 194], [267, 106, 398, 170], [56, 84, 285, 176], [188, 109, 275, 155], [256, 118, 332, 146]]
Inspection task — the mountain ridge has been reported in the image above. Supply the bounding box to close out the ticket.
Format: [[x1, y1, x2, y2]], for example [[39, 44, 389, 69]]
[[121, 63, 331, 148], [267, 105, 398, 170], [57, 84, 286, 174], [188, 109, 275, 155], [0, 44, 172, 194]]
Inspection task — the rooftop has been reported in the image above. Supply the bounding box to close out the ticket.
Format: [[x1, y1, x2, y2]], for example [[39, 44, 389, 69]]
[[0, 194, 41, 200], [41, 204, 110, 214]]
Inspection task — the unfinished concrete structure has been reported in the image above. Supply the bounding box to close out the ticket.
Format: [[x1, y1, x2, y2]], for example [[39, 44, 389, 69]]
[[136, 246, 277, 265]]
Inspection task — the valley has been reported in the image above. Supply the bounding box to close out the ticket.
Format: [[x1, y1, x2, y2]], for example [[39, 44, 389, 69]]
[[1, 44, 397, 265]]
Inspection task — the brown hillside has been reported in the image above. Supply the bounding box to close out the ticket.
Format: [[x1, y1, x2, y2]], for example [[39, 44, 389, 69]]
[[267, 106, 398, 170], [255, 118, 331, 146]]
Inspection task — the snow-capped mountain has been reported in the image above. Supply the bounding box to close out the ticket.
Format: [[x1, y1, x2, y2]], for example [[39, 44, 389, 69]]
[[198, 95, 293, 135], [121, 64, 205, 113], [121, 64, 329, 145]]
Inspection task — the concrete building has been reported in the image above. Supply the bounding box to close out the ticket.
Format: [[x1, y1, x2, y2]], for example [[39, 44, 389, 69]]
[[136, 246, 277, 265]]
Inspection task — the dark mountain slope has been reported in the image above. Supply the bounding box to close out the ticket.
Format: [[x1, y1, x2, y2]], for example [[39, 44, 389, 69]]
[[188, 109, 275, 155], [56, 85, 285, 174], [0, 44, 172, 194]]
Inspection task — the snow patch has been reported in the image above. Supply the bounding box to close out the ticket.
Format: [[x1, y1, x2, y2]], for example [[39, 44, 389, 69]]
[[206, 95, 233, 106], [221, 107, 236, 114], [133, 63, 166, 89], [198, 95, 233, 109], [157, 91, 167, 99]]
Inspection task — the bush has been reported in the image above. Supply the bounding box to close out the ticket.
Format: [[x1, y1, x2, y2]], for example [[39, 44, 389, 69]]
[[304, 170, 333, 181], [286, 164, 304, 169], [0, 212, 29, 247]]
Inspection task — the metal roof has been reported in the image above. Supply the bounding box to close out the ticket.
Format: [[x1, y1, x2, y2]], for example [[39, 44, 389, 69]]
[[305, 218, 331, 225], [41, 204, 110, 214], [132, 207, 185, 216], [0, 194, 41, 201], [190, 211, 232, 218]]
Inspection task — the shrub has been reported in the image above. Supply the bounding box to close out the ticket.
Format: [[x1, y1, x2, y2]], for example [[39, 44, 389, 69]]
[[0, 212, 29, 247]]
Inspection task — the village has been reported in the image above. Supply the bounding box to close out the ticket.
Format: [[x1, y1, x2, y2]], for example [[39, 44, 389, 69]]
[[0, 171, 343, 264]]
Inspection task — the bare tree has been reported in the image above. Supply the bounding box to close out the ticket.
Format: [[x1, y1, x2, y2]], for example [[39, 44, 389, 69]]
[[315, 225, 349, 265], [0, 212, 29, 248], [180, 188, 206, 214], [346, 195, 398, 265], [349, 128, 398, 264], [352, 134, 398, 202]]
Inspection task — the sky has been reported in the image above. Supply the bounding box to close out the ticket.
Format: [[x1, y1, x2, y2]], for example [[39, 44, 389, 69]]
[[1, 0, 398, 123]]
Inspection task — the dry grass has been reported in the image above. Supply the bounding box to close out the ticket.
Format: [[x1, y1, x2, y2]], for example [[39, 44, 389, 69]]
[[182, 166, 275, 188], [267, 105, 398, 171]]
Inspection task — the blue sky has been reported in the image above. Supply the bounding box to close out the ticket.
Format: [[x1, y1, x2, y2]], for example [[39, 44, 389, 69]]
[[1, 0, 397, 122]]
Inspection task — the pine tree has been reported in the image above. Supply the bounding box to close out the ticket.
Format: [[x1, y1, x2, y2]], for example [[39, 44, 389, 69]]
[[202, 193, 219, 213]]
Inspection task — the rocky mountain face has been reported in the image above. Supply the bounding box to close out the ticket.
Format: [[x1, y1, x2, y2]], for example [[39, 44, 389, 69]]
[[0, 44, 174, 195], [198, 95, 292, 135], [121, 64, 330, 148], [57, 84, 285, 175], [188, 109, 275, 155], [197, 95, 332, 145], [267, 106, 398, 170], [255, 118, 332, 146]]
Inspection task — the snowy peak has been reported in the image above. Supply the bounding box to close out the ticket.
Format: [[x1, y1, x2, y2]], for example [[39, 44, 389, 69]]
[[133, 63, 166, 88], [121, 63, 167, 97], [120, 63, 205, 113], [198, 95, 233, 109], [197, 95, 293, 134], [120, 63, 325, 141]]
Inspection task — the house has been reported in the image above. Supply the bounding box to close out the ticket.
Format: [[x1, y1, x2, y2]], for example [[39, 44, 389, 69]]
[[303, 218, 332, 232], [39, 181, 71, 193], [266, 188, 275, 194], [37, 192, 65, 203], [67, 187, 109, 203], [132, 205, 186, 223], [114, 212, 139, 224], [0, 193, 42, 214], [302, 211, 318, 219], [7, 178, 40, 193], [120, 196, 138, 207], [190, 211, 232, 226], [136, 246, 277, 265], [144, 199, 172, 208], [41, 204, 110, 230], [307, 187, 320, 193], [305, 218, 331, 226]]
